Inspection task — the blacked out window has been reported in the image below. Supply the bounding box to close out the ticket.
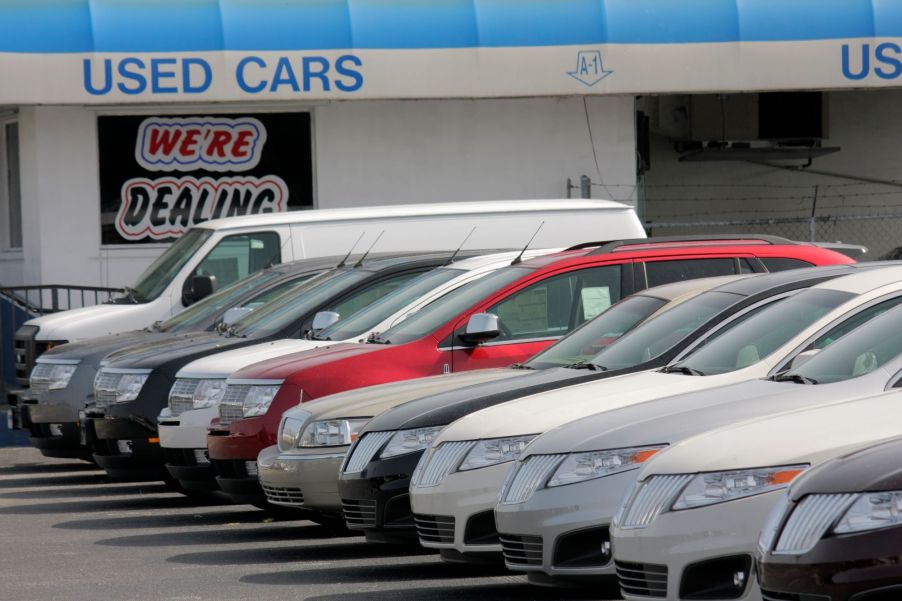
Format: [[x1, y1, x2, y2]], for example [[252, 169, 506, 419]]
[[645, 259, 737, 288], [760, 257, 814, 272]]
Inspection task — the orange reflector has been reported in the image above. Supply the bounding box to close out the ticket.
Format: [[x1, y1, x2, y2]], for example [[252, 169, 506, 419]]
[[148, 437, 160, 444], [633, 449, 663, 464], [770, 469, 804, 485]]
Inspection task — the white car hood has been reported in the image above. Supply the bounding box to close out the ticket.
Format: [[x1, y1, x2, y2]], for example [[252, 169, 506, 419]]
[[641, 388, 902, 477], [434, 365, 765, 444], [25, 302, 166, 341], [176, 338, 331, 379]]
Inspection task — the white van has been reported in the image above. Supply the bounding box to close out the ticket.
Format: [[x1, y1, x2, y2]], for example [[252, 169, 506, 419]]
[[17, 199, 642, 347]]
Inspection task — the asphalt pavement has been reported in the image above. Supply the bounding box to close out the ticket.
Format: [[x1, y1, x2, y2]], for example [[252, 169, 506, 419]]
[[0, 447, 612, 601]]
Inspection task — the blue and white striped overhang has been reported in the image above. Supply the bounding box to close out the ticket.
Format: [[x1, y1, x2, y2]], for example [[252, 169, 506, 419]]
[[2, 0, 902, 104]]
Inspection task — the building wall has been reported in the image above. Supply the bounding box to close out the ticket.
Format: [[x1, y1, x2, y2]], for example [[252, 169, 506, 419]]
[[0, 95, 637, 289]]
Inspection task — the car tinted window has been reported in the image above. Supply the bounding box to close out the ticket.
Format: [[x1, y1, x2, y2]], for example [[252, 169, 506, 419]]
[[645, 258, 736, 288], [761, 257, 814, 272]]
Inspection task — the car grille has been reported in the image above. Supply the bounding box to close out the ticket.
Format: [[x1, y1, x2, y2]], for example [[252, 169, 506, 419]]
[[13, 326, 37, 384], [615, 560, 668, 598], [412, 441, 475, 488], [342, 499, 378, 528], [343, 431, 394, 474], [262, 484, 305, 507], [499, 534, 543, 567], [414, 514, 455, 544], [618, 475, 693, 529], [218, 385, 250, 426], [168, 379, 200, 417], [28, 363, 54, 396], [500, 454, 565, 505], [761, 590, 830, 601], [773, 493, 857, 555], [93, 371, 123, 409]]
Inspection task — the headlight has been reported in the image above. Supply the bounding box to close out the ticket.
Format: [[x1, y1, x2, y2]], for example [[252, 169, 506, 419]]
[[547, 445, 667, 488], [833, 490, 902, 534], [298, 418, 370, 448], [242, 385, 280, 417], [458, 435, 537, 472], [114, 374, 149, 403], [278, 412, 311, 452], [191, 379, 227, 409], [380, 426, 444, 459], [672, 465, 807, 510], [32, 362, 79, 390]]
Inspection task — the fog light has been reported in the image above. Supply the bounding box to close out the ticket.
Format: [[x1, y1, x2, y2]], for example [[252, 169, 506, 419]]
[[194, 449, 210, 464], [245, 461, 259, 477], [601, 541, 612, 561], [733, 571, 746, 589], [117, 440, 133, 454], [680, 555, 751, 600], [49, 424, 64, 436]]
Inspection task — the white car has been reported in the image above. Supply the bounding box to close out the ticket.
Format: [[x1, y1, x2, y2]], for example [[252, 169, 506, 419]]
[[157, 250, 555, 490], [493, 300, 902, 586], [407, 264, 902, 563], [610, 307, 902, 601]]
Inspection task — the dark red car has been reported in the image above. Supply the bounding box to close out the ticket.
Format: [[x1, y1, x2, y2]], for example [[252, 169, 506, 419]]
[[206, 237, 852, 505]]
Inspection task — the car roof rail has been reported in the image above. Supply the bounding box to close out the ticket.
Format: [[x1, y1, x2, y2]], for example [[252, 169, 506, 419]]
[[577, 234, 800, 255]]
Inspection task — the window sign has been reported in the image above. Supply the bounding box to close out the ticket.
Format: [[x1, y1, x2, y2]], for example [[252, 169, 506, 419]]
[[98, 112, 313, 245]]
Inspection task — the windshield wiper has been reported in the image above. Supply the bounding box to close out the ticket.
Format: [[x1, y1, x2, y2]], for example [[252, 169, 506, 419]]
[[366, 332, 391, 345], [564, 360, 603, 371], [510, 363, 536, 370], [774, 373, 819, 385], [145, 320, 163, 333], [117, 286, 142, 304], [225, 325, 247, 339], [663, 365, 705, 376]]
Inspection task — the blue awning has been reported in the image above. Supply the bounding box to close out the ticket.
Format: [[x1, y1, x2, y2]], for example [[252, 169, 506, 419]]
[[2, 0, 902, 54]]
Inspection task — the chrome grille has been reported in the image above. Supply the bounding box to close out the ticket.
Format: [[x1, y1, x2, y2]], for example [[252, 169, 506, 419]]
[[342, 499, 378, 528], [414, 514, 455, 544], [94, 371, 123, 409], [774, 493, 857, 555], [499, 534, 543, 567], [218, 384, 250, 425], [616, 560, 668, 598], [619, 475, 693, 529], [262, 484, 305, 507], [412, 441, 475, 488], [28, 363, 55, 396], [343, 431, 394, 474], [168, 379, 200, 417], [500, 454, 565, 505]]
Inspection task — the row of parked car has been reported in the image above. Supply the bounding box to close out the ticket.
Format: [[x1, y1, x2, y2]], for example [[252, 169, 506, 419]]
[[11, 200, 899, 601]]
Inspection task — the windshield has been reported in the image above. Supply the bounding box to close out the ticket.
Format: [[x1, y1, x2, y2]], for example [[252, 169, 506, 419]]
[[526, 295, 667, 369], [318, 267, 467, 341], [675, 288, 854, 376], [593, 291, 741, 371], [377, 267, 532, 345], [789, 304, 902, 384], [122, 229, 212, 302]]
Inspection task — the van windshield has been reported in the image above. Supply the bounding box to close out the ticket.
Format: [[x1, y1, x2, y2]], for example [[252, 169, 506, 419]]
[[375, 267, 531, 345], [117, 229, 212, 303], [526, 295, 667, 369], [317, 267, 467, 341]]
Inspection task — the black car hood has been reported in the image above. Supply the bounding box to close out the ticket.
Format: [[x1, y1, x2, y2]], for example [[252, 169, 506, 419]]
[[791, 435, 902, 499], [101, 331, 252, 370]]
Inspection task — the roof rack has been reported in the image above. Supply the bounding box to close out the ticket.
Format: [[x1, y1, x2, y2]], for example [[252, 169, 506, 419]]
[[572, 234, 799, 255]]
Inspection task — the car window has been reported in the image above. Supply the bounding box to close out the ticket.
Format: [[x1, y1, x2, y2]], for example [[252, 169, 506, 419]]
[[760, 257, 814, 272], [483, 265, 622, 343], [644, 258, 737, 288], [325, 272, 423, 322], [126, 228, 212, 302], [810, 296, 902, 350], [192, 231, 281, 291]]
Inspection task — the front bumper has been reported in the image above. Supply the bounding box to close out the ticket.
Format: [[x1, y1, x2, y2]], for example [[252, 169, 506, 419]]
[[258, 445, 347, 514], [337, 449, 423, 543], [159, 406, 218, 449], [494, 469, 636, 584], [23, 403, 90, 459], [758, 523, 902, 601], [409, 461, 512, 559], [611, 490, 781, 601], [91, 417, 166, 481]]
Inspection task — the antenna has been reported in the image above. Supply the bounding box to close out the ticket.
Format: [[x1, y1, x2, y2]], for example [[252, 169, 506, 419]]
[[511, 222, 544, 265], [444, 226, 477, 266], [336, 231, 366, 268], [353, 230, 385, 267]]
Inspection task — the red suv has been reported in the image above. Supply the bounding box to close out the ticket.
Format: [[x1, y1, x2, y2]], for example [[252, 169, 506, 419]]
[[206, 237, 852, 505]]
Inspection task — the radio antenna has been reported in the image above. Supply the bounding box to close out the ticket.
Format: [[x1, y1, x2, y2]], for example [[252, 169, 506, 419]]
[[444, 227, 477, 266], [511, 222, 544, 265], [353, 230, 385, 267], [336, 232, 366, 268]]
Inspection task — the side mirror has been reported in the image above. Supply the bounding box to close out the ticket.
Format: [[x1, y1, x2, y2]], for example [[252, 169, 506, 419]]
[[458, 313, 501, 345], [184, 274, 217, 305], [789, 348, 820, 370], [311, 310, 340, 333], [222, 307, 254, 326]]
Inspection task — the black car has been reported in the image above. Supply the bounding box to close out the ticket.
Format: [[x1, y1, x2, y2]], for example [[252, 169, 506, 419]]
[[336, 263, 874, 545], [21, 257, 337, 461], [85, 252, 468, 482]]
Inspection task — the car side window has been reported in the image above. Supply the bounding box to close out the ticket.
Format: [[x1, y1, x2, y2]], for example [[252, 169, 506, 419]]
[[327, 272, 421, 319], [812, 296, 902, 350], [484, 265, 621, 343], [644, 258, 737, 288], [193, 232, 281, 290], [760, 257, 814, 272]]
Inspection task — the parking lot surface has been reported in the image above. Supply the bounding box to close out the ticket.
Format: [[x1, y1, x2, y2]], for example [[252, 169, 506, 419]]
[[0, 448, 609, 601]]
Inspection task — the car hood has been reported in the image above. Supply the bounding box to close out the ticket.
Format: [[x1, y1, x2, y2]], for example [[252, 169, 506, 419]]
[[283, 368, 520, 423], [639, 387, 902, 478], [176, 339, 332, 379], [101, 332, 243, 370], [434, 365, 765, 445], [360, 366, 608, 434], [37, 330, 166, 365], [229, 342, 386, 381], [24, 302, 165, 341], [790, 434, 902, 499]]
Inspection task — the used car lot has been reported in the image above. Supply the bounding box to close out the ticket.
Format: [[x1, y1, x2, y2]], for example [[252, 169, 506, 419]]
[[0, 447, 611, 601]]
